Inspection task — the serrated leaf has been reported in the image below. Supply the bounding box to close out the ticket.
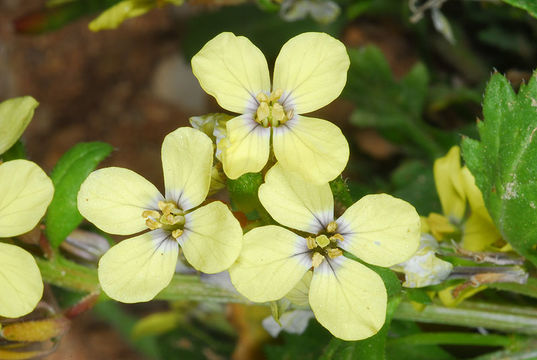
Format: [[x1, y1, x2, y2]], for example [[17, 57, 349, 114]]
[[45, 142, 113, 248], [461, 72, 537, 266], [502, 0, 537, 18]]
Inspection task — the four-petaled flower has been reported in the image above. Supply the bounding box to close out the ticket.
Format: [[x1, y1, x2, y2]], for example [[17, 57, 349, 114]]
[[78, 127, 243, 303], [228, 164, 420, 340], [191, 32, 350, 184]]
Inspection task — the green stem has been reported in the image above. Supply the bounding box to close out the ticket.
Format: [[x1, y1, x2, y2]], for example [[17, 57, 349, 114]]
[[37, 255, 247, 304], [395, 301, 537, 335], [388, 332, 513, 347]]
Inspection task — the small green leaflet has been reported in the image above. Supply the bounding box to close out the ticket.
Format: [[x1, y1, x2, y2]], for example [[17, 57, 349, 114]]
[[462, 71, 537, 266], [502, 0, 537, 18], [46, 142, 113, 248]]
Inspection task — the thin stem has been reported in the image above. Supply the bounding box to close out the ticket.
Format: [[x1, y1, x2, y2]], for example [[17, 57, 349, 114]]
[[395, 301, 537, 335], [388, 332, 513, 347]]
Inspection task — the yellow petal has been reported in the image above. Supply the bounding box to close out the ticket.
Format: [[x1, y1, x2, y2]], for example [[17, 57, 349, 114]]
[[222, 115, 271, 179], [337, 194, 420, 267], [273, 32, 349, 114], [462, 213, 501, 251], [98, 230, 178, 303], [259, 163, 333, 233], [179, 201, 242, 273], [0, 160, 53, 237], [273, 116, 349, 184], [89, 0, 153, 31], [434, 146, 466, 220], [461, 166, 492, 220], [0, 243, 43, 318], [162, 127, 213, 210], [78, 167, 163, 235], [438, 285, 486, 307], [229, 225, 310, 302], [309, 256, 386, 341], [191, 32, 271, 114], [0, 96, 38, 155]]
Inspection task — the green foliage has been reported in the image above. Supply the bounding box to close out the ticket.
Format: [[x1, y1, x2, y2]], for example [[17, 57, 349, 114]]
[[46, 142, 113, 248], [391, 160, 440, 215], [182, 5, 344, 61], [344, 46, 455, 159], [0, 140, 26, 161], [462, 72, 537, 267], [227, 172, 264, 214], [502, 0, 537, 18]]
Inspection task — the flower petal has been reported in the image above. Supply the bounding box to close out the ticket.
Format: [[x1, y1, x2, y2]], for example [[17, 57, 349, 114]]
[[337, 194, 420, 267], [191, 32, 271, 114], [273, 116, 349, 184], [98, 230, 178, 303], [180, 201, 242, 273], [434, 146, 466, 220], [229, 225, 311, 302], [0, 96, 39, 155], [259, 163, 333, 233], [273, 32, 349, 114], [162, 127, 213, 210], [222, 115, 271, 179], [462, 213, 501, 252], [78, 167, 163, 235], [309, 256, 387, 341], [0, 160, 53, 237], [0, 243, 43, 318]]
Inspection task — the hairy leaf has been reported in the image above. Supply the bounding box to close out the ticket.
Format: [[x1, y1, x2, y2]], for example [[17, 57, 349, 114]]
[[462, 72, 537, 266]]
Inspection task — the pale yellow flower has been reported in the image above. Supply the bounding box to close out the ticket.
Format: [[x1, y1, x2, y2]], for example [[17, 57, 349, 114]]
[[428, 146, 501, 251], [229, 164, 420, 340], [191, 32, 350, 184], [0, 160, 54, 318], [77, 127, 243, 303]]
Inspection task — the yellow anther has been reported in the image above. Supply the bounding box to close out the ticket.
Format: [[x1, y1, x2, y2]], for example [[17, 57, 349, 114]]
[[327, 248, 343, 259], [330, 233, 344, 242], [327, 221, 338, 233], [315, 234, 330, 248], [269, 88, 283, 102], [142, 210, 160, 219], [145, 218, 162, 230], [286, 109, 294, 121], [171, 229, 184, 239], [272, 103, 286, 126], [256, 93, 269, 103], [307, 236, 316, 250], [312, 252, 324, 268]]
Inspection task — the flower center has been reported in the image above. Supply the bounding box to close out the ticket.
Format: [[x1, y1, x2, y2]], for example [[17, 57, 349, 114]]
[[307, 221, 344, 268], [142, 200, 185, 239], [254, 89, 294, 128]]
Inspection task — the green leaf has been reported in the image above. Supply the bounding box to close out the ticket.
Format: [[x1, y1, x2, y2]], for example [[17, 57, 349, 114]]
[[46, 142, 113, 248], [502, 0, 537, 18], [343, 46, 445, 159], [265, 320, 331, 360], [461, 72, 537, 267], [387, 321, 455, 360], [391, 160, 441, 215], [405, 288, 433, 305]]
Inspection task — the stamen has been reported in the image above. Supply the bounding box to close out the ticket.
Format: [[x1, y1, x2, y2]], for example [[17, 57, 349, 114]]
[[269, 89, 283, 102], [330, 233, 344, 242], [327, 248, 343, 259], [307, 236, 316, 250], [142, 210, 160, 219], [256, 93, 269, 103], [146, 218, 162, 230], [312, 252, 324, 268], [326, 221, 338, 233], [171, 229, 184, 239]]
